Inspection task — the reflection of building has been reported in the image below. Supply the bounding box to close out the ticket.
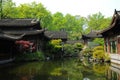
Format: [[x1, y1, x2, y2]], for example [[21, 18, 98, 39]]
[[0, 19, 44, 61], [106, 64, 120, 80], [99, 9, 120, 64]]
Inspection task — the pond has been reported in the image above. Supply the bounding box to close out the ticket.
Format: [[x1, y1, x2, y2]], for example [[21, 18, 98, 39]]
[[0, 58, 119, 80]]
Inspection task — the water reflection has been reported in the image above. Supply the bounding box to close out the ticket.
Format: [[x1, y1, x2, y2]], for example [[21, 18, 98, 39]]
[[0, 58, 119, 80], [106, 63, 120, 80]]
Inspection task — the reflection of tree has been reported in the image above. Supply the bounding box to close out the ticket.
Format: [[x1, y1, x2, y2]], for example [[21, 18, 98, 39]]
[[0, 58, 111, 80], [93, 63, 109, 74], [8, 62, 44, 80], [48, 58, 83, 80]]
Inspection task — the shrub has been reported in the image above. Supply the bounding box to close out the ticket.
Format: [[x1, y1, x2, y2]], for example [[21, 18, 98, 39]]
[[73, 43, 83, 51], [92, 46, 110, 62], [93, 63, 109, 74], [47, 39, 62, 54], [35, 51, 45, 60], [82, 48, 93, 57], [93, 50, 105, 60], [104, 53, 110, 62], [93, 46, 105, 60], [64, 43, 83, 57], [93, 46, 104, 51], [15, 51, 45, 61], [64, 44, 75, 56]]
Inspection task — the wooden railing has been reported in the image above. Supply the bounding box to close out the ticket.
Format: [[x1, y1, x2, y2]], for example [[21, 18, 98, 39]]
[[110, 54, 120, 64]]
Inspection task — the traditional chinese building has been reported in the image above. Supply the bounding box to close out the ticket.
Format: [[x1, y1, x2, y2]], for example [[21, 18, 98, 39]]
[[99, 9, 120, 64], [44, 30, 67, 42], [82, 30, 102, 48], [0, 19, 44, 60]]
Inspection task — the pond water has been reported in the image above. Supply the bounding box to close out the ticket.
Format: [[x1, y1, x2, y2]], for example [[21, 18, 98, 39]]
[[0, 58, 119, 80]]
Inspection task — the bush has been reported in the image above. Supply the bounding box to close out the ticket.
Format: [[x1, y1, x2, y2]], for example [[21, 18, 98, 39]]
[[93, 46, 105, 60], [92, 46, 110, 62], [35, 51, 45, 60], [47, 39, 62, 54], [64, 44, 75, 56], [93, 50, 105, 60], [64, 43, 83, 57], [82, 48, 93, 57], [104, 53, 110, 62], [73, 43, 83, 51], [15, 51, 45, 61], [93, 46, 104, 51]]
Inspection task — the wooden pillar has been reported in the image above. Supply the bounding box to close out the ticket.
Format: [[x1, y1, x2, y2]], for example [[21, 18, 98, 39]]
[[107, 38, 111, 54], [117, 37, 120, 54], [104, 38, 107, 53], [36, 38, 39, 52]]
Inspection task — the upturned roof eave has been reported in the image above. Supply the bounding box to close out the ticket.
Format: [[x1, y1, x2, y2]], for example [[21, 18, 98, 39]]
[[98, 9, 119, 35]]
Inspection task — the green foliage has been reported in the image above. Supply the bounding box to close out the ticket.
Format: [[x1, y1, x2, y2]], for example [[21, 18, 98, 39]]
[[82, 48, 93, 57], [1, 1, 111, 41], [93, 50, 105, 59], [2, 1, 52, 28], [73, 43, 83, 51], [65, 14, 85, 40], [35, 51, 45, 60], [93, 46, 110, 62], [64, 44, 75, 56], [85, 12, 111, 33], [15, 51, 45, 61], [50, 39, 62, 46], [93, 46, 104, 51], [47, 39, 62, 54], [2, 0, 17, 18], [51, 12, 65, 30], [93, 38, 104, 46], [93, 63, 109, 74], [104, 53, 110, 62], [93, 46, 105, 60], [64, 43, 83, 56], [46, 58, 83, 80]]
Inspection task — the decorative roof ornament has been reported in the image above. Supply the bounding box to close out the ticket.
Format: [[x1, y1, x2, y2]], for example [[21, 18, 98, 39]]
[[31, 19, 38, 23], [115, 9, 117, 14]]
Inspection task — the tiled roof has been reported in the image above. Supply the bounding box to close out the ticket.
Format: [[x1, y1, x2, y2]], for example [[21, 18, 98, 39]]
[[82, 30, 102, 39], [0, 19, 44, 40], [0, 19, 41, 29], [44, 31, 67, 40], [99, 9, 120, 36]]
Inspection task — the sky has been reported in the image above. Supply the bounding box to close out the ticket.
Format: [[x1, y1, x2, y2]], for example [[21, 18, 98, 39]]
[[12, 0, 120, 17]]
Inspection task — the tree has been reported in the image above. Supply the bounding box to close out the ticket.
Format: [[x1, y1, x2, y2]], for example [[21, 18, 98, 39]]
[[51, 12, 65, 30], [85, 12, 111, 33], [1, 1, 52, 28], [1, 0, 112, 42], [64, 14, 85, 40], [2, 0, 17, 18], [84, 12, 111, 45]]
